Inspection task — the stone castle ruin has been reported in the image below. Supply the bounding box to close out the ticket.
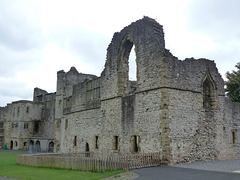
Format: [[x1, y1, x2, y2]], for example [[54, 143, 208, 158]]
[[1, 17, 240, 165]]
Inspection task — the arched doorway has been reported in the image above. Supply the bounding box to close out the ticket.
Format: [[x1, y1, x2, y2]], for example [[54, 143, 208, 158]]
[[10, 140, 13, 149], [48, 141, 54, 152], [35, 140, 41, 152], [29, 140, 34, 153]]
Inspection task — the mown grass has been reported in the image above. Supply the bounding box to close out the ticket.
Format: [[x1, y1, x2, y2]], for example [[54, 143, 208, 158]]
[[0, 153, 125, 180]]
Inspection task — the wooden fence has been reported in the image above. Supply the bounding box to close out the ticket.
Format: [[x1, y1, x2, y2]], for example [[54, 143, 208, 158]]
[[17, 152, 161, 172]]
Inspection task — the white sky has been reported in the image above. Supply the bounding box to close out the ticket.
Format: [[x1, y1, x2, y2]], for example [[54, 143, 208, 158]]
[[0, 0, 240, 106]]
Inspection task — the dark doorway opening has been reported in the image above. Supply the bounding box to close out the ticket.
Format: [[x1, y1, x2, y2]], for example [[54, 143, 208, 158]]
[[85, 142, 90, 157], [10, 140, 13, 149]]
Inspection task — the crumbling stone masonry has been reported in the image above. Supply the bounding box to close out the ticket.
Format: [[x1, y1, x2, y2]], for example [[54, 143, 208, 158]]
[[53, 17, 240, 164], [1, 88, 55, 152], [1, 17, 240, 165]]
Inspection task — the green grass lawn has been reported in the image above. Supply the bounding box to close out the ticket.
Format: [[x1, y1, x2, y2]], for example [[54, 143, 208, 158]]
[[0, 153, 125, 180]]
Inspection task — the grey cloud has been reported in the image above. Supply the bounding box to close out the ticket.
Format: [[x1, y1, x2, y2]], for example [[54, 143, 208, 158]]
[[49, 26, 109, 74], [186, 0, 240, 41], [0, 46, 40, 78], [0, 1, 44, 51]]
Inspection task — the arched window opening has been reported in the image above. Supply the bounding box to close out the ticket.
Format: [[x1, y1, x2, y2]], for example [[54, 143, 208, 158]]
[[29, 140, 34, 153], [48, 141, 54, 152], [202, 74, 216, 109], [129, 45, 137, 81], [129, 45, 137, 95], [118, 35, 137, 96], [15, 141, 18, 147], [35, 140, 41, 152]]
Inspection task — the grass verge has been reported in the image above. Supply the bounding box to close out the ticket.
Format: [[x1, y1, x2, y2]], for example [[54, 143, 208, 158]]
[[0, 153, 125, 180]]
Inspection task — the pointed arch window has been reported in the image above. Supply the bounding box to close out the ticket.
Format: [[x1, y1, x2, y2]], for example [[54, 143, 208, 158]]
[[118, 34, 137, 96], [202, 72, 216, 109]]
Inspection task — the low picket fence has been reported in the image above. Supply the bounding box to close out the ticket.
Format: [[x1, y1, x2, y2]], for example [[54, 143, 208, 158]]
[[17, 152, 161, 172]]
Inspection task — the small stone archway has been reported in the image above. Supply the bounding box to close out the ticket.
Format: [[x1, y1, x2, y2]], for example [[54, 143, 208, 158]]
[[35, 140, 41, 152], [48, 141, 54, 152], [29, 140, 34, 153]]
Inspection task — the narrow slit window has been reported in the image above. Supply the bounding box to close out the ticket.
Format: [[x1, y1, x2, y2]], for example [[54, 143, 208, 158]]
[[73, 136, 77, 146], [113, 136, 119, 150], [95, 136, 99, 149], [232, 131, 237, 144]]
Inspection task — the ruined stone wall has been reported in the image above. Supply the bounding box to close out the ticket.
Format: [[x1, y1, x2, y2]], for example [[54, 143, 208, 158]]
[[165, 55, 224, 163], [56, 17, 240, 164], [2, 87, 56, 151], [54, 67, 97, 152], [216, 98, 240, 159], [0, 107, 5, 148], [41, 93, 55, 140], [101, 17, 165, 99], [4, 101, 44, 150], [1, 17, 238, 164], [33, 87, 48, 102]]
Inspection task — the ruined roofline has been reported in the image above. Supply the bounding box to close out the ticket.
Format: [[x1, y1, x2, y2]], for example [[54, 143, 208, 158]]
[[57, 66, 98, 78], [7, 100, 44, 105]]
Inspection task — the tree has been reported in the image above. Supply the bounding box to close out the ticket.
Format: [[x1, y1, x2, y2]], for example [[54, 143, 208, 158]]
[[225, 62, 240, 102]]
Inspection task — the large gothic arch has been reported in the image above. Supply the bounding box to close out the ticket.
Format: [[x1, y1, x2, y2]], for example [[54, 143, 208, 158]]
[[101, 16, 166, 98]]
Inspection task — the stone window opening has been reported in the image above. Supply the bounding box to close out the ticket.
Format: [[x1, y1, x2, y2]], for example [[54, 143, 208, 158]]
[[58, 100, 62, 109], [65, 119, 68, 129], [85, 142, 90, 157], [131, 135, 140, 153], [37, 95, 43, 102], [95, 136, 99, 149], [34, 121, 40, 135], [118, 35, 138, 96], [0, 122, 3, 128], [23, 142, 27, 146], [73, 136, 77, 146], [202, 72, 216, 109], [232, 130, 237, 144], [17, 107, 20, 116], [113, 136, 119, 151], [48, 141, 54, 152], [41, 109, 45, 119], [24, 123, 28, 129], [26, 107, 29, 113], [15, 141, 18, 147], [129, 44, 137, 81]]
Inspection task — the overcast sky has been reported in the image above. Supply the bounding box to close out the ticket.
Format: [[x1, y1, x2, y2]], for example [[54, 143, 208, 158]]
[[0, 0, 240, 107]]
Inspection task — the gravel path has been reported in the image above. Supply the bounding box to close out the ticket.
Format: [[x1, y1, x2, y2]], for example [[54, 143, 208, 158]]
[[172, 159, 240, 173]]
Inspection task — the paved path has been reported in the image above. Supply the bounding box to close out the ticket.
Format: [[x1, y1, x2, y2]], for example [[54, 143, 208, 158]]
[[132, 159, 240, 180], [172, 159, 240, 172], [132, 166, 240, 180]]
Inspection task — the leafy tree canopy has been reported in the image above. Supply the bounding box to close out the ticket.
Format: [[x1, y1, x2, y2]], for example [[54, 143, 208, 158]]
[[225, 62, 240, 102]]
